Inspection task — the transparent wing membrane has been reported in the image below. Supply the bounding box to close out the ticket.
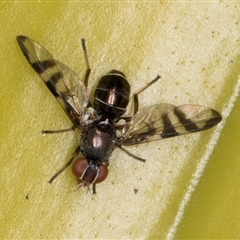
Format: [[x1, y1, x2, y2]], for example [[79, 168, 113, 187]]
[[122, 103, 222, 145]]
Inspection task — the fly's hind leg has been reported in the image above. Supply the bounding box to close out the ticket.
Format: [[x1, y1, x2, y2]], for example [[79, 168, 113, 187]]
[[81, 39, 91, 88], [121, 75, 161, 123], [117, 75, 161, 162], [133, 75, 161, 115]]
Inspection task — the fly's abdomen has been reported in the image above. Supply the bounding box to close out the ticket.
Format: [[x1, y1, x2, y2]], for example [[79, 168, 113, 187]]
[[93, 70, 130, 120]]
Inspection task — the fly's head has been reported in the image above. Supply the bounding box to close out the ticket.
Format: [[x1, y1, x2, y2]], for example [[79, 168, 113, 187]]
[[71, 158, 108, 191]]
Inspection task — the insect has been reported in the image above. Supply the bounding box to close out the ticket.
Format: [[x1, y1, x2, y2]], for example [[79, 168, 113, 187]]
[[16, 35, 222, 194]]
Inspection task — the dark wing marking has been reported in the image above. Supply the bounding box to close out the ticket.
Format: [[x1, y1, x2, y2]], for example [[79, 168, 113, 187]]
[[16, 35, 88, 127], [121, 103, 222, 146]]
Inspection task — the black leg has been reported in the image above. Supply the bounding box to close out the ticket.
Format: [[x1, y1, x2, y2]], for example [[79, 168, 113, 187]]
[[92, 183, 96, 194], [48, 146, 81, 184], [133, 75, 161, 115], [118, 145, 146, 162], [81, 39, 91, 88], [42, 125, 76, 134]]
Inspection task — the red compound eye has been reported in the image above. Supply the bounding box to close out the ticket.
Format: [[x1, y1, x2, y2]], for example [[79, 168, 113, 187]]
[[72, 158, 88, 179], [95, 164, 108, 183], [72, 158, 108, 184]]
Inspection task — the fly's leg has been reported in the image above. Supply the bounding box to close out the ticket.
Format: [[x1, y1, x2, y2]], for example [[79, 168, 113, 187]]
[[81, 39, 91, 88], [118, 145, 146, 162], [45, 39, 91, 132], [121, 75, 161, 122], [133, 75, 161, 115], [48, 146, 81, 184], [42, 125, 76, 134], [92, 183, 96, 194], [117, 76, 160, 162]]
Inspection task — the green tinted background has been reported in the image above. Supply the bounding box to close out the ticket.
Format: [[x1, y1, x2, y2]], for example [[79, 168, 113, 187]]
[[0, 2, 239, 239]]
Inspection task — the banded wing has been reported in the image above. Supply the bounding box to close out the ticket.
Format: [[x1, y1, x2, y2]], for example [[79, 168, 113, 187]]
[[122, 103, 222, 146], [16, 35, 88, 127]]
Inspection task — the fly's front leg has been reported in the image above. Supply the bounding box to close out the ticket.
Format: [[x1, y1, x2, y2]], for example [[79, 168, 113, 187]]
[[81, 39, 91, 88], [133, 75, 161, 115], [92, 183, 96, 194], [49, 146, 81, 184]]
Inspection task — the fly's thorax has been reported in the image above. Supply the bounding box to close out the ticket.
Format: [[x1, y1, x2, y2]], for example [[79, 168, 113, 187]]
[[93, 70, 130, 120], [80, 118, 117, 163]]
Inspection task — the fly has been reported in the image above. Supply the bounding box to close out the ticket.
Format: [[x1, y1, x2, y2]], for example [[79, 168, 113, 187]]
[[16, 35, 222, 194]]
